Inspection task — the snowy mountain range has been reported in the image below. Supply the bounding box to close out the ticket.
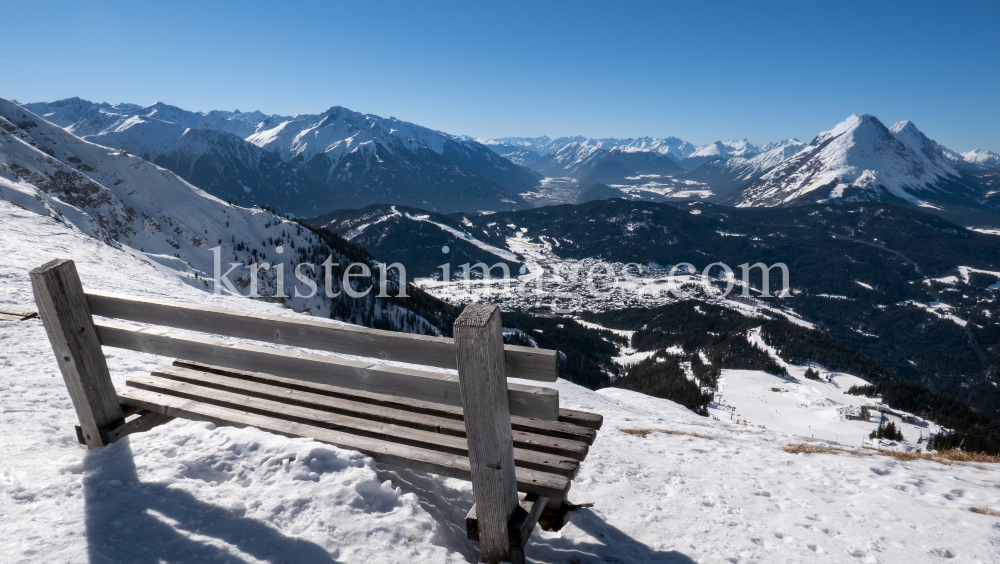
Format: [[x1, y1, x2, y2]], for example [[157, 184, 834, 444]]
[[476, 135, 697, 166], [21, 98, 539, 216], [0, 98, 458, 334], [484, 132, 998, 175], [684, 139, 809, 200], [17, 97, 1000, 225], [481, 117, 999, 225], [528, 141, 685, 181], [732, 114, 989, 221], [961, 148, 1000, 168]]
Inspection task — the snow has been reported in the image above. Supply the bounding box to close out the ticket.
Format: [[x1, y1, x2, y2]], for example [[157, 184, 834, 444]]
[[957, 266, 1000, 285], [687, 139, 761, 160], [737, 115, 964, 208], [712, 139, 809, 182], [607, 176, 713, 200], [246, 106, 451, 168], [899, 300, 968, 327], [403, 212, 519, 262], [4, 101, 1000, 563], [962, 149, 1000, 168], [483, 136, 697, 161], [3, 201, 1000, 562], [968, 227, 1000, 236], [342, 206, 403, 240]]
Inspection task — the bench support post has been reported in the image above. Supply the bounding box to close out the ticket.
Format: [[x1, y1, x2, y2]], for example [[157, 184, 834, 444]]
[[30, 259, 123, 448], [455, 304, 521, 564]]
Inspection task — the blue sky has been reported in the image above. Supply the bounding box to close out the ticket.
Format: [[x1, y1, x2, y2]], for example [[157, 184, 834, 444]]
[[4, 0, 998, 151]]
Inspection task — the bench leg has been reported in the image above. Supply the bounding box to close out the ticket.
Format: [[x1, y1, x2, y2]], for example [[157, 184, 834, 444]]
[[31, 259, 124, 448], [466, 493, 547, 560], [455, 304, 520, 564]]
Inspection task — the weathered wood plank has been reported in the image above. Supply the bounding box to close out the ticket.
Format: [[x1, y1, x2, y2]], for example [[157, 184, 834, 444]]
[[115, 386, 571, 499], [86, 291, 558, 382], [173, 361, 594, 444], [30, 259, 123, 448], [466, 494, 548, 548], [126, 373, 579, 477], [0, 307, 37, 320], [558, 408, 604, 430], [152, 364, 588, 461], [455, 304, 520, 564], [93, 319, 560, 420], [75, 410, 174, 445]]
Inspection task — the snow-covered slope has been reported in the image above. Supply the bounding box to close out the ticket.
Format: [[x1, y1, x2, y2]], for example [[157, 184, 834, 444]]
[[530, 140, 608, 177], [0, 99, 321, 304], [3, 187, 1000, 561], [485, 136, 698, 164], [242, 106, 539, 213], [680, 139, 761, 171], [471, 140, 543, 167], [686, 139, 808, 200], [3, 214, 999, 562], [23, 98, 272, 142], [20, 98, 325, 213], [23, 98, 540, 215], [0, 99, 453, 334], [962, 149, 1000, 169], [734, 114, 982, 210]]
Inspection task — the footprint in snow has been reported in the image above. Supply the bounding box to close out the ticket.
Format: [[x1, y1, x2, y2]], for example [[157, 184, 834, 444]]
[[928, 547, 956, 558]]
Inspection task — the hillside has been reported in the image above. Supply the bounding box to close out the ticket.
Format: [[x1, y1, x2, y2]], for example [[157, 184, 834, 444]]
[[2, 208, 999, 562], [0, 98, 458, 336], [309, 199, 1000, 415], [3, 112, 1000, 560]]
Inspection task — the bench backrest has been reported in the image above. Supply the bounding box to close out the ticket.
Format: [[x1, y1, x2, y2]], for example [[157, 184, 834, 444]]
[[80, 291, 561, 421], [85, 290, 557, 381]]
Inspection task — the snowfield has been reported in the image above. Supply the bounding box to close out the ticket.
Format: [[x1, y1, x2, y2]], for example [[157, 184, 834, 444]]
[[3, 201, 1000, 563]]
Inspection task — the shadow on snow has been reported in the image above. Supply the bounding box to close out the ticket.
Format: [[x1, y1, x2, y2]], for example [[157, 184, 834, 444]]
[[82, 438, 337, 564]]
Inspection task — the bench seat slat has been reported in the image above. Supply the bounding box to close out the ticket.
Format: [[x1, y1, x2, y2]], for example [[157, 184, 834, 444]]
[[86, 291, 557, 381], [125, 374, 580, 478], [115, 385, 571, 500], [94, 319, 560, 420], [174, 360, 598, 445], [558, 408, 604, 430], [153, 365, 589, 461]]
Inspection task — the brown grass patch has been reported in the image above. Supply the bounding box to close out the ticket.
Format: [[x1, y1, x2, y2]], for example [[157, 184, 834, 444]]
[[618, 428, 716, 440], [783, 444, 843, 455], [619, 428, 651, 438], [659, 429, 715, 440], [971, 507, 1000, 517], [672, 420, 713, 428], [784, 443, 1000, 467], [933, 449, 1000, 464], [866, 447, 1000, 465]]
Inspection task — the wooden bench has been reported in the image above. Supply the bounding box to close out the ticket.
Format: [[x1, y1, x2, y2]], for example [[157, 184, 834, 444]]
[[30, 259, 602, 564]]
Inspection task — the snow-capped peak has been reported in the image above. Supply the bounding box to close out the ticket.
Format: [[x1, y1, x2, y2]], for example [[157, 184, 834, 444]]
[[689, 139, 760, 160], [962, 148, 1000, 168], [888, 120, 958, 176], [734, 114, 969, 208]]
